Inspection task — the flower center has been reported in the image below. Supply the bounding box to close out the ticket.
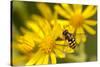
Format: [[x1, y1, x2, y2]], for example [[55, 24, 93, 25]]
[[70, 14, 84, 28], [39, 36, 55, 54]]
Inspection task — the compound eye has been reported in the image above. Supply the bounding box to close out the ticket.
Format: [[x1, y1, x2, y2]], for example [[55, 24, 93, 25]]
[[63, 30, 68, 35], [64, 30, 68, 32]]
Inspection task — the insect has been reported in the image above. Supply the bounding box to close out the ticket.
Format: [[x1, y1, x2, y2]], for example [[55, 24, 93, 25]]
[[62, 30, 76, 49]]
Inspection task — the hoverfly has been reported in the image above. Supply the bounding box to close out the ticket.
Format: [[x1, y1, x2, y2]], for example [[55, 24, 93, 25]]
[[62, 30, 76, 49]]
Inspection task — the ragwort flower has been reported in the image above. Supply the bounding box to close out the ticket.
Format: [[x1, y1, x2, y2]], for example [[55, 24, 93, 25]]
[[15, 15, 74, 65], [55, 4, 97, 44], [35, 3, 75, 53], [25, 16, 74, 65]]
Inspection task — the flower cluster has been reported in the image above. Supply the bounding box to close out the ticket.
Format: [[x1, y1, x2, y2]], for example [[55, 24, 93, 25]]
[[12, 3, 97, 66]]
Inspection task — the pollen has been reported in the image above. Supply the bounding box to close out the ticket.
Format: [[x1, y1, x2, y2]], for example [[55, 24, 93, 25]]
[[70, 14, 84, 28], [39, 36, 55, 54]]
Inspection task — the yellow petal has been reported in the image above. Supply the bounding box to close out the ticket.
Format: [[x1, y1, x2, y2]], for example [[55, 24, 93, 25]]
[[26, 50, 41, 65], [55, 5, 71, 19], [75, 34, 86, 44], [19, 35, 34, 47], [26, 21, 44, 38], [65, 25, 75, 33], [43, 20, 52, 35], [42, 54, 49, 64], [20, 30, 42, 43], [50, 52, 56, 64], [57, 19, 69, 29], [52, 23, 62, 40], [61, 4, 73, 16], [32, 15, 44, 22], [75, 34, 80, 44], [36, 54, 45, 65], [64, 46, 74, 53], [31, 33, 42, 43], [54, 48, 65, 58], [84, 20, 96, 26], [76, 27, 85, 34], [73, 4, 82, 14], [82, 34, 86, 43], [82, 5, 97, 19], [55, 45, 64, 51], [32, 15, 51, 36], [83, 24, 96, 35], [16, 36, 35, 53], [17, 43, 33, 54], [36, 3, 53, 20], [55, 40, 65, 45], [23, 33, 35, 45]]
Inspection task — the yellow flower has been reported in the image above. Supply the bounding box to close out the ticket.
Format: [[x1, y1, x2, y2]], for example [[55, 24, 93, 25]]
[[14, 15, 74, 65], [55, 4, 97, 44], [25, 17, 64, 65], [35, 3, 75, 54]]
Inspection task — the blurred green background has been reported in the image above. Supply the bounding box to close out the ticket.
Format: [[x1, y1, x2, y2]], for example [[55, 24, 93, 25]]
[[11, 1, 97, 63]]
